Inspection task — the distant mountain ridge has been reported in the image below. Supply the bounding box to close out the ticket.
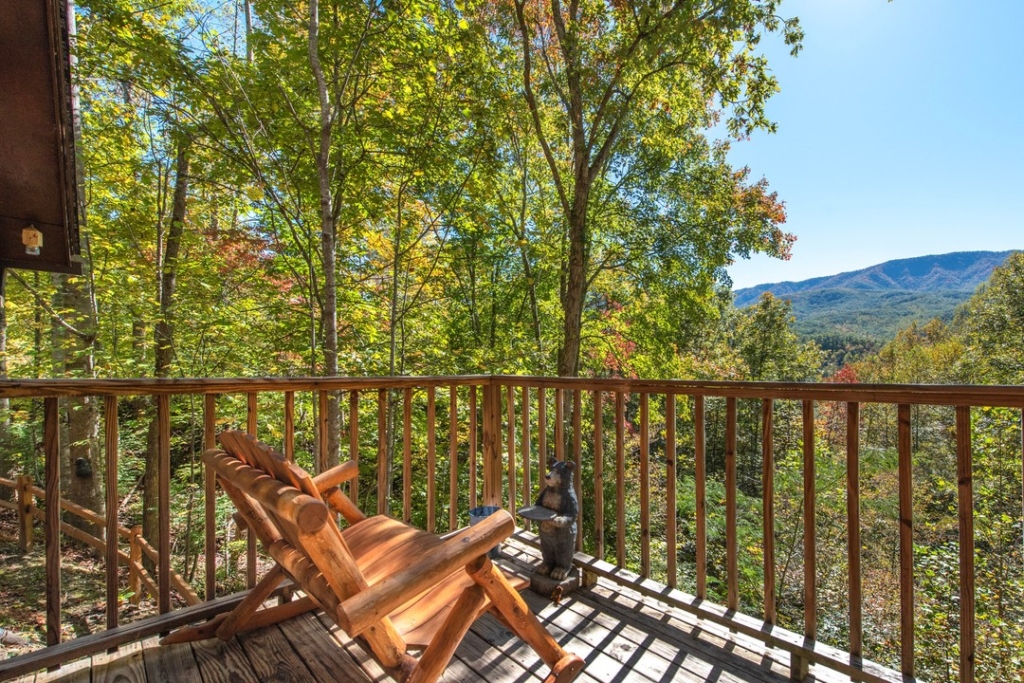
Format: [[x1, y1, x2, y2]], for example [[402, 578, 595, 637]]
[[733, 250, 1018, 344], [734, 251, 1016, 307]]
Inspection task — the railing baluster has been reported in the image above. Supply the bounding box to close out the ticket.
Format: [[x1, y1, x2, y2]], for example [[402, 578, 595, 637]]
[[349, 391, 359, 505], [573, 389, 583, 552], [803, 400, 816, 638], [317, 391, 328, 474], [284, 391, 295, 462], [44, 397, 61, 646], [521, 387, 531, 531], [469, 385, 477, 510], [427, 387, 437, 533], [204, 394, 217, 602], [538, 386, 547, 471], [762, 398, 775, 624], [449, 386, 458, 532], [507, 385, 516, 514], [247, 392, 258, 436], [482, 382, 501, 508], [897, 403, 914, 677], [555, 388, 565, 463], [377, 389, 388, 516], [246, 393, 258, 589], [640, 393, 651, 577], [956, 405, 975, 683], [158, 394, 172, 611], [847, 401, 861, 655], [695, 395, 707, 600], [615, 391, 626, 568], [725, 396, 738, 610], [666, 393, 677, 589], [104, 396, 119, 632], [593, 390, 604, 561], [403, 387, 412, 524]]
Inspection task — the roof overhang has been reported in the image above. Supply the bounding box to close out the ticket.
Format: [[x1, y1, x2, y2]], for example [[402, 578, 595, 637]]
[[0, 0, 83, 279]]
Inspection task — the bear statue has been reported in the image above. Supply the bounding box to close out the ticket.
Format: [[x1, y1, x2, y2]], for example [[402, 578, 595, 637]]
[[535, 459, 578, 581]]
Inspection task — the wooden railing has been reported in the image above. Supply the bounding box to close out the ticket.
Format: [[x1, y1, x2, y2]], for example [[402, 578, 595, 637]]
[[0, 376, 1022, 683]]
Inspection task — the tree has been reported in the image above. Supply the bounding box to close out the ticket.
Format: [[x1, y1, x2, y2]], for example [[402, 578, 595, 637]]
[[489, 0, 801, 376]]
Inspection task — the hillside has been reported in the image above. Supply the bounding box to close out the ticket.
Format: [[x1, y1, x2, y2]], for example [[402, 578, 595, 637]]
[[734, 250, 1017, 343]]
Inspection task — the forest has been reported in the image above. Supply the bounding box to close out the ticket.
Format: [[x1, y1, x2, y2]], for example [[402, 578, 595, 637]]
[[0, 1, 1022, 682]]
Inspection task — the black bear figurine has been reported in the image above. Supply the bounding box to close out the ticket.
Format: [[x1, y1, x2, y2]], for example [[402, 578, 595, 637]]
[[535, 460, 578, 581]]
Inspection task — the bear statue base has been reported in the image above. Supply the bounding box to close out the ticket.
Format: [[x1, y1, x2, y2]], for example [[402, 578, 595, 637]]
[[529, 566, 580, 600]]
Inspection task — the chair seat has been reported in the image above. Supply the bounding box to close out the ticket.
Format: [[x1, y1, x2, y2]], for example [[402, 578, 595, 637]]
[[342, 516, 528, 647]]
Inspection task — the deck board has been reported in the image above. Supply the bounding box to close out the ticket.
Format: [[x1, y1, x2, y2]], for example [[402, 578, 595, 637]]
[[6, 537, 861, 683]]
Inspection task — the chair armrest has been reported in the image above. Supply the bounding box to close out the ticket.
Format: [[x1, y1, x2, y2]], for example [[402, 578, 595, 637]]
[[339, 509, 514, 636], [312, 460, 359, 493]]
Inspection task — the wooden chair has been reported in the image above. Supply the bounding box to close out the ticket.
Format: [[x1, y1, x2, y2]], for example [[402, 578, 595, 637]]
[[165, 430, 583, 683]]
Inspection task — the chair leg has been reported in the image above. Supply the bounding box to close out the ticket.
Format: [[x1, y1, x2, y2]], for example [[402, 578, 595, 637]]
[[406, 585, 487, 683], [467, 556, 584, 681], [216, 564, 286, 640]]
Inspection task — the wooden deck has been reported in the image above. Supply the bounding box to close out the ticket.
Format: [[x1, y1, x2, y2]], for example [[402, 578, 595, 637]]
[[7, 537, 853, 683]]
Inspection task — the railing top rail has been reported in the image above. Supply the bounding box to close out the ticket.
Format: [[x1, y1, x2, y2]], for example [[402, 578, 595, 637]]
[[0, 374, 1021, 407]]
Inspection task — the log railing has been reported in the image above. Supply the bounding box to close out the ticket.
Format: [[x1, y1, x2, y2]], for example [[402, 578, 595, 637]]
[[0, 375, 1022, 683]]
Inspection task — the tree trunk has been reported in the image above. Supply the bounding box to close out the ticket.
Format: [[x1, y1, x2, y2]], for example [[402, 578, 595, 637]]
[[309, 0, 341, 470], [144, 141, 189, 546]]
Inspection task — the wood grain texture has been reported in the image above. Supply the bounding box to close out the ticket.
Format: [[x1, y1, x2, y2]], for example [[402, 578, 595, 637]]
[[694, 395, 707, 600], [377, 388, 388, 516], [469, 384, 478, 510], [802, 399, 816, 640], [640, 393, 650, 578], [666, 393, 677, 589], [44, 397, 60, 646], [846, 401, 862, 656], [349, 390, 359, 506], [237, 625, 318, 683], [92, 641, 145, 683], [158, 394, 172, 612], [204, 394, 217, 602], [191, 634, 262, 683], [403, 387, 413, 522], [507, 384, 516, 514], [956, 405, 975, 683], [521, 386, 532, 532], [725, 397, 738, 611], [593, 390, 604, 562], [761, 399, 775, 624], [427, 386, 437, 533], [450, 386, 458, 532], [615, 391, 626, 568], [897, 403, 914, 677], [104, 395, 120, 631], [142, 640, 203, 683]]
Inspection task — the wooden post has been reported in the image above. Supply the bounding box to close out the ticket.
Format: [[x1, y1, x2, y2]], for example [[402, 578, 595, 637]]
[[725, 397, 737, 611], [847, 402, 862, 656], [803, 400, 817, 640], [695, 395, 707, 600], [44, 396, 61, 646], [449, 386, 458, 532], [17, 474, 34, 552], [469, 385, 477, 510], [956, 405, 975, 683], [506, 385, 515, 514], [615, 391, 626, 568], [104, 395, 120, 631], [129, 525, 143, 605], [349, 391, 359, 507], [377, 389, 388, 516], [593, 391, 604, 562], [403, 387, 412, 524], [317, 391, 328, 474], [204, 394, 217, 602], [482, 382, 501, 508], [285, 391, 296, 462], [554, 388, 564, 462], [520, 387, 531, 531], [158, 394, 172, 612], [573, 389, 582, 552], [897, 403, 914, 678], [640, 393, 650, 578], [762, 399, 775, 624], [665, 393, 676, 589], [427, 387, 437, 533]]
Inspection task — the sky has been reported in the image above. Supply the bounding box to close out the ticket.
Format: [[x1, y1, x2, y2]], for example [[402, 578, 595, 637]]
[[723, 0, 1024, 290]]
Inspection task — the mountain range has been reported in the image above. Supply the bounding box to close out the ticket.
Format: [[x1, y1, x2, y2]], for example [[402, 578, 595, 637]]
[[733, 250, 1017, 342]]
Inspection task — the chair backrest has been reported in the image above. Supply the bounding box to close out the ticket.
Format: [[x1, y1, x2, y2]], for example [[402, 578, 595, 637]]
[[209, 430, 412, 664]]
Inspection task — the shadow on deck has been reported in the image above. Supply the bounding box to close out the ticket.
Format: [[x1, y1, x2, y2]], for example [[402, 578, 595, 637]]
[[8, 536, 849, 683]]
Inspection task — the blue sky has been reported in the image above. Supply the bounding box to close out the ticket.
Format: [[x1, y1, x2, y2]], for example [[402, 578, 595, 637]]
[[723, 0, 1024, 290]]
